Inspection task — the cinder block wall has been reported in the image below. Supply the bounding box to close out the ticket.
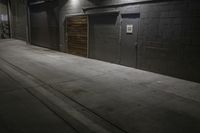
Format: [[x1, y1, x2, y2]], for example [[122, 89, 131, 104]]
[[137, 1, 200, 82], [58, 0, 151, 51], [58, 0, 200, 82]]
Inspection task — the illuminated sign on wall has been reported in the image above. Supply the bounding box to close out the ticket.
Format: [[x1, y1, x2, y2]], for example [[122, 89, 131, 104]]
[[126, 24, 133, 34], [1, 14, 8, 21]]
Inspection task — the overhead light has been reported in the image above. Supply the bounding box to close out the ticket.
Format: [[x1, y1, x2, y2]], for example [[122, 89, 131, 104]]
[[71, 0, 79, 6]]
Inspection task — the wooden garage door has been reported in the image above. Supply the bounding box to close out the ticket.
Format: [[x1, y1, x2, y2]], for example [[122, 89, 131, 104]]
[[67, 15, 88, 57]]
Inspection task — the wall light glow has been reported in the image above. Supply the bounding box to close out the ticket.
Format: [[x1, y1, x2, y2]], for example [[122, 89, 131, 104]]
[[70, 0, 79, 6]]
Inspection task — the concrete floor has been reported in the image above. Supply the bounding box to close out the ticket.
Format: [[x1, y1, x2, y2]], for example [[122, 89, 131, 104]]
[[0, 39, 200, 133]]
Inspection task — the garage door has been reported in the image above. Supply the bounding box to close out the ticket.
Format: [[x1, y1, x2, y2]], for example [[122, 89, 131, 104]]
[[89, 13, 120, 63], [29, 1, 59, 50]]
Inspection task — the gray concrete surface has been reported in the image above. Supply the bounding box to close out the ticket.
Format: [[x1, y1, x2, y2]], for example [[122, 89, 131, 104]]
[[0, 39, 200, 133], [0, 70, 77, 133]]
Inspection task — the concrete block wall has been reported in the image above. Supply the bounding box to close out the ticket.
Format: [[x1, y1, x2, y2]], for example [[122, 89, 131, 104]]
[[138, 1, 200, 82], [58, 0, 151, 51], [58, 0, 200, 82], [59, 0, 200, 82], [6, 0, 200, 82]]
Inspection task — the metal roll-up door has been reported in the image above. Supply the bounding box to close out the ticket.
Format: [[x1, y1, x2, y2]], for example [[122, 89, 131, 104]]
[[29, 0, 59, 50], [89, 12, 120, 63]]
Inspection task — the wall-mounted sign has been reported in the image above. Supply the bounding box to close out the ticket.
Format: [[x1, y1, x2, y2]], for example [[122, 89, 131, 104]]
[[126, 24, 133, 34], [1, 14, 8, 21]]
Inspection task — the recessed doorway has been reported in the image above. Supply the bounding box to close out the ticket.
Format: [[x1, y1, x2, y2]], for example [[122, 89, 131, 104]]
[[66, 15, 88, 57]]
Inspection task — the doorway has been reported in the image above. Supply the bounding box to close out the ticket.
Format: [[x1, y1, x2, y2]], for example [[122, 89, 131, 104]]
[[66, 15, 88, 57], [89, 13, 120, 63], [29, 1, 59, 50], [120, 14, 140, 68]]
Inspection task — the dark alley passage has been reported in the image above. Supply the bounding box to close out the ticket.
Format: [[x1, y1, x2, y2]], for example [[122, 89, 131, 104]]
[[0, 39, 200, 133]]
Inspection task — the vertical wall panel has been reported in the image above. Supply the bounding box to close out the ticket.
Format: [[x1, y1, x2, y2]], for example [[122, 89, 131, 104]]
[[29, 1, 59, 50], [10, 0, 27, 41]]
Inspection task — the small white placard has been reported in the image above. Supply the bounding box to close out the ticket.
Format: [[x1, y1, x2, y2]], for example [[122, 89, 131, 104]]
[[1, 14, 8, 21], [126, 24, 133, 33]]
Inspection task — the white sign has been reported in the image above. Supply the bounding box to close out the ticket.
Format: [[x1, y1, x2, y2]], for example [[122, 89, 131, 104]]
[[1, 14, 8, 22], [126, 24, 133, 33]]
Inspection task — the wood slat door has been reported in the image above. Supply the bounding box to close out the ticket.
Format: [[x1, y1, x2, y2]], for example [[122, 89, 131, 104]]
[[66, 15, 88, 57]]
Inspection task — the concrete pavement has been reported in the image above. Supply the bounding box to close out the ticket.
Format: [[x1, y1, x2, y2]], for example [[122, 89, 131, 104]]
[[0, 69, 77, 133], [0, 39, 200, 133]]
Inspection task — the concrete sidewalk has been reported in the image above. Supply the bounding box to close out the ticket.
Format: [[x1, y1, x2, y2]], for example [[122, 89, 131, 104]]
[[0, 67, 77, 133], [0, 39, 200, 133]]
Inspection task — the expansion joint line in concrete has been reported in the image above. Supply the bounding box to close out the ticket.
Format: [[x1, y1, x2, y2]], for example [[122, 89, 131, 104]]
[[0, 57, 128, 133]]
